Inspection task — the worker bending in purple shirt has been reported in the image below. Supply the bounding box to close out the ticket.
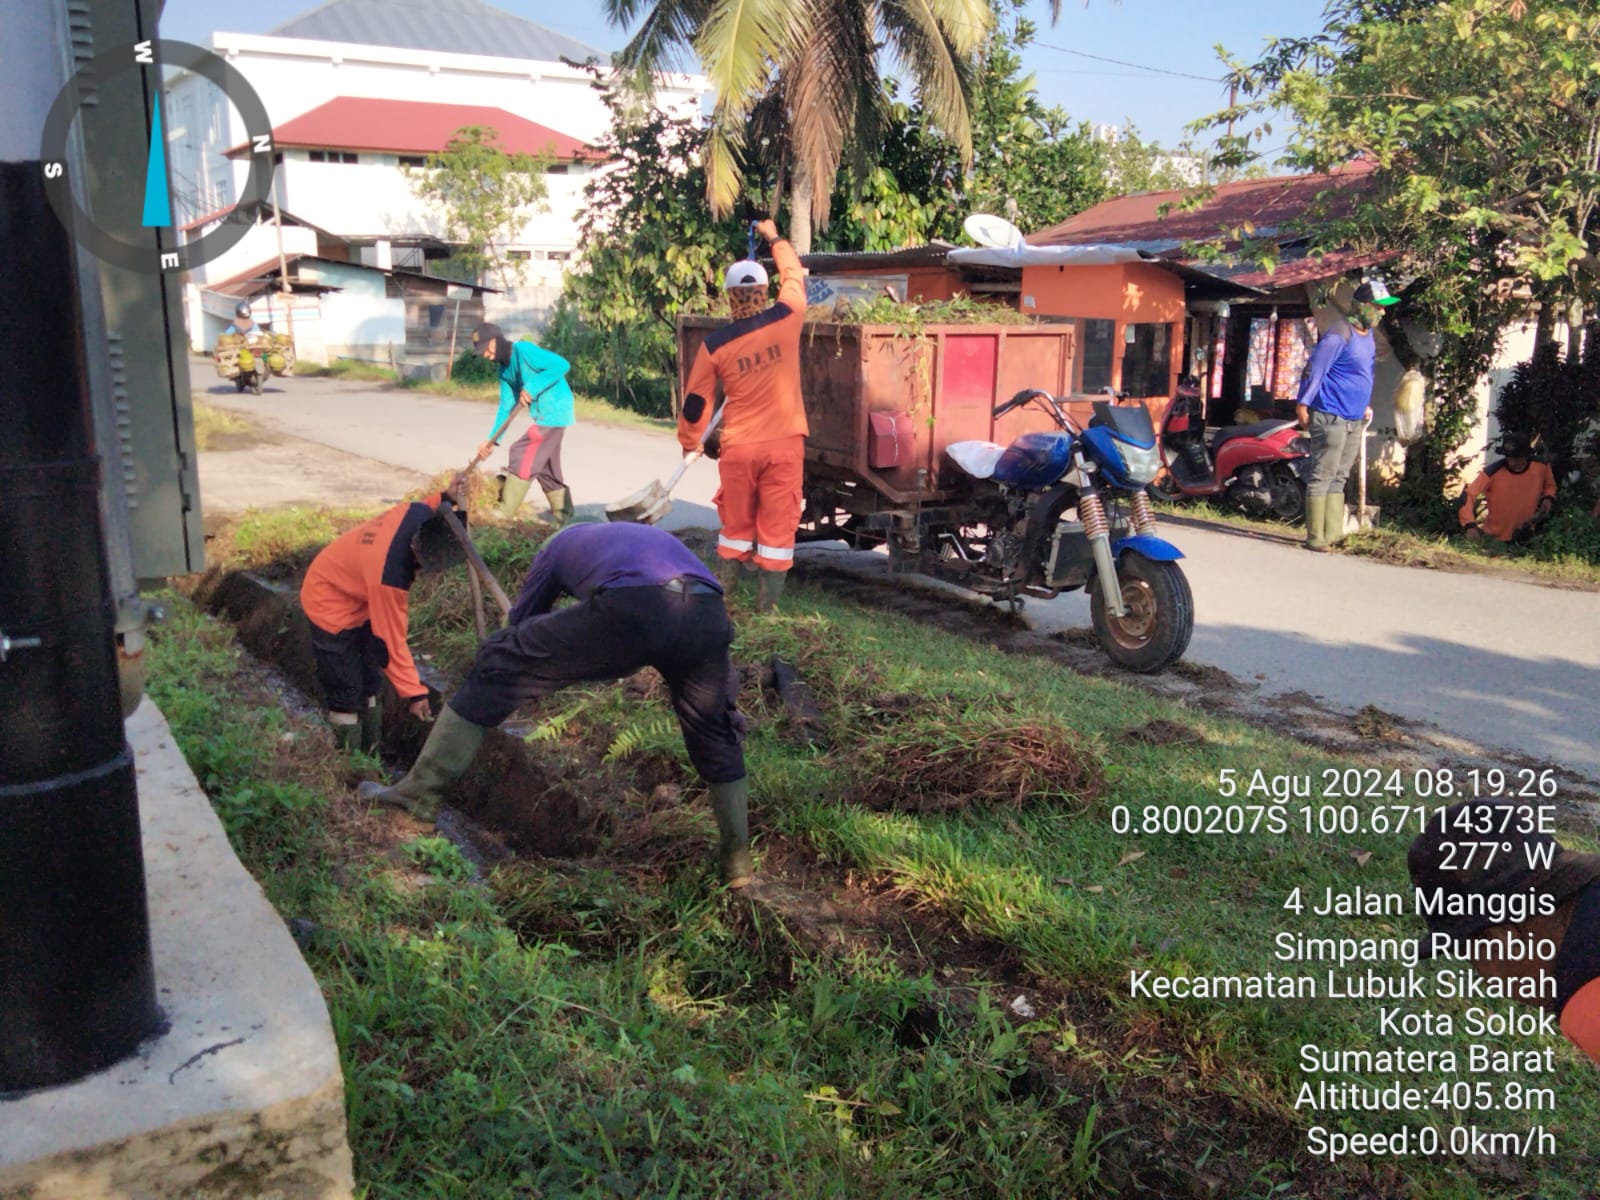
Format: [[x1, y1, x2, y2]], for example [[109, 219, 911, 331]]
[[360, 522, 753, 886], [1295, 279, 1398, 551]]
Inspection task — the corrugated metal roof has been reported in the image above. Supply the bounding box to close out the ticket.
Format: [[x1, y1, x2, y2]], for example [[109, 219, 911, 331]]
[[1031, 159, 1377, 248], [270, 0, 604, 63], [226, 97, 596, 159]]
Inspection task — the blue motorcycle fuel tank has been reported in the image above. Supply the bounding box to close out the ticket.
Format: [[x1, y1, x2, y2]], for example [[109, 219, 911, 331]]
[[991, 432, 1074, 489]]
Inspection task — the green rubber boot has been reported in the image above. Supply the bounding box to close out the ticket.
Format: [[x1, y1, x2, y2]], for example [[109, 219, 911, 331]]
[[1304, 494, 1329, 552], [715, 557, 742, 593], [496, 474, 533, 521], [542, 486, 573, 525], [708, 778, 753, 888], [1325, 495, 1348, 547], [358, 700, 382, 756], [755, 569, 787, 614], [330, 717, 361, 753], [356, 706, 487, 822]]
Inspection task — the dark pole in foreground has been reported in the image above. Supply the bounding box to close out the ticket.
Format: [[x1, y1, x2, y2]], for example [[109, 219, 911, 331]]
[[0, 163, 161, 1093]]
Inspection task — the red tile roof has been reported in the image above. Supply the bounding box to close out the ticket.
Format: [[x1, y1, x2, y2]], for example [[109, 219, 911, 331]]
[[230, 97, 600, 160], [1031, 159, 1378, 248]]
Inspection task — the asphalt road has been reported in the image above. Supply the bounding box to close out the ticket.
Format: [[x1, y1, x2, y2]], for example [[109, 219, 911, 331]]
[[208, 376, 1600, 780]]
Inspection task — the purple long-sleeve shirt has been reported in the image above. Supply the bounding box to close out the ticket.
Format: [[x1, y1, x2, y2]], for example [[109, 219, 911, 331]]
[[508, 523, 720, 623], [1296, 322, 1376, 421]]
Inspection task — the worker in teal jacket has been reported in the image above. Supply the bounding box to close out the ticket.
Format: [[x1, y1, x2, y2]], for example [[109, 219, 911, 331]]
[[472, 322, 576, 522]]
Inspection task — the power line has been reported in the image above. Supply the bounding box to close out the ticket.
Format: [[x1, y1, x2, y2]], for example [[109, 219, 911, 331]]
[[1031, 41, 1223, 83]]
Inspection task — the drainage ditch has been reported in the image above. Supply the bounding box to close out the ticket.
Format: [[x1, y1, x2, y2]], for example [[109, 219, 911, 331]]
[[182, 557, 1401, 1200]]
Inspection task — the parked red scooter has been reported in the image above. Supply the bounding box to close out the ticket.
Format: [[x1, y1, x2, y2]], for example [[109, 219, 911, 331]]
[[1150, 375, 1310, 523]]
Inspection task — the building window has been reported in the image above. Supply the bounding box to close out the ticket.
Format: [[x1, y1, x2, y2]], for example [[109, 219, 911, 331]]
[[545, 163, 569, 175], [547, 250, 572, 262], [308, 150, 359, 164], [1080, 319, 1115, 394], [1120, 322, 1173, 398], [397, 155, 427, 168], [508, 250, 531, 261]]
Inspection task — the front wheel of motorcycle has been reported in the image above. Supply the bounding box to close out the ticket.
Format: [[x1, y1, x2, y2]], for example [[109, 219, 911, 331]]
[[1090, 553, 1194, 673]]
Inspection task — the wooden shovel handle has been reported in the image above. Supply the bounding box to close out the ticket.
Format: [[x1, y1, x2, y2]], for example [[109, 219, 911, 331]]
[[436, 505, 511, 622]]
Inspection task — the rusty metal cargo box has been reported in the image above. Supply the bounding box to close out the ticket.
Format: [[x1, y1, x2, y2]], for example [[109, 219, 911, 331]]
[[677, 316, 1086, 506]]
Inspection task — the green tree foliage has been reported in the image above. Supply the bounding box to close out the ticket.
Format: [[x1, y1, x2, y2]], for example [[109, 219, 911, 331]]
[[604, 0, 992, 252], [1099, 123, 1202, 195], [406, 126, 551, 289], [815, 13, 1109, 250], [548, 73, 751, 416], [1200, 0, 1600, 502], [1493, 338, 1600, 485]]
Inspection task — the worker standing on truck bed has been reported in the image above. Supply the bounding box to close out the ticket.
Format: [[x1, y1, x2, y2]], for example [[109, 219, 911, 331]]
[[678, 216, 807, 613]]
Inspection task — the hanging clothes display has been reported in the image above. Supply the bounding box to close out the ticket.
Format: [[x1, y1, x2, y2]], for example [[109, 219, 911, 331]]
[[1273, 318, 1317, 398], [1245, 318, 1274, 389], [1209, 317, 1228, 401]]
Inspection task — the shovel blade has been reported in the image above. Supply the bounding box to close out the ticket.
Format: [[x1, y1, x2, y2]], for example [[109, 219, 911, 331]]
[[605, 480, 667, 523]]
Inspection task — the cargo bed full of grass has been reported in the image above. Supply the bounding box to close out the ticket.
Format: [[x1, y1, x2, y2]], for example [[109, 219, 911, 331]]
[[149, 504, 1600, 1199]]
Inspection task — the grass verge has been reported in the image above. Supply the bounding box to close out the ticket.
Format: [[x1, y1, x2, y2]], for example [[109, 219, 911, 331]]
[[153, 506, 1600, 1198], [192, 401, 256, 451], [1154, 499, 1600, 589]]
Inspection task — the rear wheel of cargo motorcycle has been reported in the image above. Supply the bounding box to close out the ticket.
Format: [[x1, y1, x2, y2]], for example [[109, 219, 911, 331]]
[[1090, 553, 1194, 673], [1146, 470, 1184, 503], [234, 376, 246, 392]]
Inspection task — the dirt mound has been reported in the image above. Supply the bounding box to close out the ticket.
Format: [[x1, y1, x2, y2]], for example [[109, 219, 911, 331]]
[[847, 715, 1104, 813]]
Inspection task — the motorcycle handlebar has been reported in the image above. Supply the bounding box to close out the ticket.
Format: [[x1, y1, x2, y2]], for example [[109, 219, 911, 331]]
[[993, 388, 1052, 418]]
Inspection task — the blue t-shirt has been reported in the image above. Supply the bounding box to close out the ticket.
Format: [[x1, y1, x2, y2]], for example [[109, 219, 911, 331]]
[[508, 524, 720, 622], [1296, 323, 1376, 421], [490, 340, 576, 436]]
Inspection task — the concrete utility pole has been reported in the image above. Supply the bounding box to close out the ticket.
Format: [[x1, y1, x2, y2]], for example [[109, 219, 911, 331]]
[[0, 0, 161, 1092]]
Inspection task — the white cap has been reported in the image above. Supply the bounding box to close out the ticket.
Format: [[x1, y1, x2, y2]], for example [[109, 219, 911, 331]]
[[724, 260, 769, 289]]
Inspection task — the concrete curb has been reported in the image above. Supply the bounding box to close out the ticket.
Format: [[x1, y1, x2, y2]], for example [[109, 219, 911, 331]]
[[0, 700, 354, 1200]]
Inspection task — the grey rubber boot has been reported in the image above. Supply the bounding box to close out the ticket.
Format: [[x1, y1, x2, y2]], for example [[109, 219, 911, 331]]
[[715, 557, 742, 592], [496, 474, 533, 521], [1304, 494, 1329, 552], [357, 706, 487, 822], [755, 569, 787, 614], [708, 778, 753, 887], [358, 700, 382, 756]]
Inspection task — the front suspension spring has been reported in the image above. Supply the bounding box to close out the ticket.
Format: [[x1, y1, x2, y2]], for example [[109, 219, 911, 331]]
[[1128, 489, 1157, 535], [1080, 491, 1109, 540]]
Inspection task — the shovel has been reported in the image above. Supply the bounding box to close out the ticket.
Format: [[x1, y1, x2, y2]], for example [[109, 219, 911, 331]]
[[606, 404, 724, 525]]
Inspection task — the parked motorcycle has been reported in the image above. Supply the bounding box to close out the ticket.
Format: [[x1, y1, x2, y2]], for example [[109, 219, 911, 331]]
[[1151, 375, 1309, 522], [934, 390, 1194, 673]]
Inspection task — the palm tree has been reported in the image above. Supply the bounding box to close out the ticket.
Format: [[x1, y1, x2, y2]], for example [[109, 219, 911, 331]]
[[603, 0, 994, 253]]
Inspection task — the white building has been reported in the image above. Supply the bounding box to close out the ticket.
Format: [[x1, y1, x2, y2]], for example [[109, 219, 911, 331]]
[[165, 0, 707, 347]]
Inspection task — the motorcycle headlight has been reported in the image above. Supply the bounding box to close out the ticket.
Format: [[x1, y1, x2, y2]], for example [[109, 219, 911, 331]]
[[1117, 440, 1163, 486]]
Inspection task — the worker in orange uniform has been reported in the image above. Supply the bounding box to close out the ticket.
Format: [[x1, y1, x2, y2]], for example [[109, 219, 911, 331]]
[[1458, 430, 1556, 543], [678, 216, 807, 613], [300, 474, 466, 753], [1409, 800, 1600, 1066]]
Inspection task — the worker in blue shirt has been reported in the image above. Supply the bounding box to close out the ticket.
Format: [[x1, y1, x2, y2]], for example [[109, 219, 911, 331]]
[[359, 521, 754, 887], [1295, 279, 1398, 551], [471, 322, 576, 523]]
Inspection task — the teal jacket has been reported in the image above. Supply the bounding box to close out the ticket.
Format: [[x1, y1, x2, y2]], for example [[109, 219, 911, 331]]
[[491, 340, 575, 436]]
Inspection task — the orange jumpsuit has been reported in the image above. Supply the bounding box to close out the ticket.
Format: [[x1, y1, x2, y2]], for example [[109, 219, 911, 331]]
[[300, 493, 444, 706], [679, 238, 808, 572], [1458, 458, 1556, 541]]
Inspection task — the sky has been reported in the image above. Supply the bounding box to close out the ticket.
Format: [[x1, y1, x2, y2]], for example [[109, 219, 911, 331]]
[[156, 0, 1333, 153]]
